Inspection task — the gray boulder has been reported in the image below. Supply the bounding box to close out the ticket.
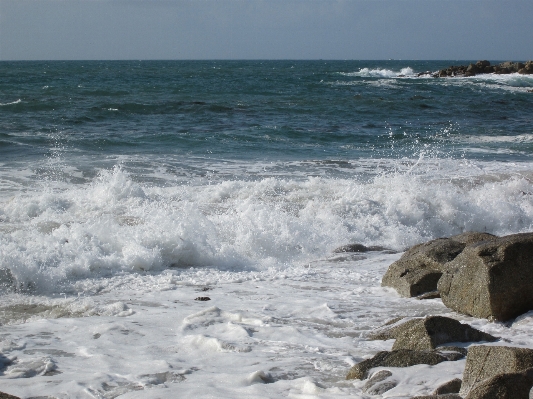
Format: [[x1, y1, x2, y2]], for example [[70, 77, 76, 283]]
[[382, 238, 465, 297], [465, 369, 533, 399], [346, 349, 462, 380], [433, 378, 462, 395], [382, 233, 497, 298], [460, 345, 533, 396], [391, 316, 497, 351], [367, 316, 497, 351], [438, 233, 533, 321]]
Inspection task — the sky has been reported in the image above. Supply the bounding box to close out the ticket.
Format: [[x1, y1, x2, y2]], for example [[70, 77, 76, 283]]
[[0, 0, 532, 61]]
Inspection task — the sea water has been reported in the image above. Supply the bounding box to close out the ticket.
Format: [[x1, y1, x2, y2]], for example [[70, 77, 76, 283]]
[[0, 60, 532, 398]]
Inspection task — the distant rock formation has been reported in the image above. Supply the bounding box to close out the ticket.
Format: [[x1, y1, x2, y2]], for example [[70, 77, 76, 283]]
[[434, 60, 533, 77]]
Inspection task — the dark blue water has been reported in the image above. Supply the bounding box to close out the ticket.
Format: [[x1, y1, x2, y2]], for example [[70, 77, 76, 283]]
[[1, 61, 532, 171]]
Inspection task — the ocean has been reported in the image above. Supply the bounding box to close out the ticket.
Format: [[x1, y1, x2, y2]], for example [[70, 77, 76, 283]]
[[0, 60, 532, 398]]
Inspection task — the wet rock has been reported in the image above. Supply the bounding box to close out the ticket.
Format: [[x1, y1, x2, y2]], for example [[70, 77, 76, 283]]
[[0, 392, 21, 399], [333, 243, 389, 253], [194, 297, 211, 301], [416, 291, 441, 300], [433, 378, 462, 395], [412, 395, 462, 399], [381, 238, 466, 297], [438, 232, 533, 321], [363, 370, 397, 395], [449, 232, 497, 245], [346, 349, 458, 380], [390, 316, 497, 351], [464, 368, 533, 399], [460, 345, 533, 396]]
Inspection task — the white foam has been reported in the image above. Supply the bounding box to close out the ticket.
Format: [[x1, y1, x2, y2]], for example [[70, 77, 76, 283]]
[[338, 67, 415, 78], [1, 161, 533, 293], [0, 99, 21, 106]]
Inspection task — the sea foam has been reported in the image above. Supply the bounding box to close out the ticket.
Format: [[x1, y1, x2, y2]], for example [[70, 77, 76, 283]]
[[1, 161, 533, 294]]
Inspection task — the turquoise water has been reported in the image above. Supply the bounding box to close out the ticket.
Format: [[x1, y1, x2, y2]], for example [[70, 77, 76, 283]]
[[1, 60, 533, 292]]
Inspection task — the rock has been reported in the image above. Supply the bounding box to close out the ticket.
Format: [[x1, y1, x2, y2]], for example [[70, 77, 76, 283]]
[[460, 345, 533, 396], [438, 232, 533, 321], [465, 369, 533, 399], [346, 349, 459, 380], [333, 244, 388, 253], [412, 395, 462, 399], [363, 370, 397, 395], [416, 291, 441, 300], [484, 66, 495, 73], [0, 392, 21, 399], [382, 238, 466, 297], [390, 316, 497, 351], [195, 297, 211, 301], [476, 60, 491, 68], [434, 378, 462, 395], [449, 232, 497, 245]]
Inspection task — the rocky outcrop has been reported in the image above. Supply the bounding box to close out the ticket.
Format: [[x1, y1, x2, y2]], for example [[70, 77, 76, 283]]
[[438, 233, 533, 321], [381, 232, 496, 297], [346, 349, 464, 380], [460, 345, 533, 396], [464, 369, 533, 399], [434, 60, 533, 77]]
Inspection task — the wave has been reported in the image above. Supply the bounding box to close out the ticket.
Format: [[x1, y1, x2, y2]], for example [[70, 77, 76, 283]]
[[0, 99, 21, 106], [1, 161, 533, 293], [338, 67, 415, 78]]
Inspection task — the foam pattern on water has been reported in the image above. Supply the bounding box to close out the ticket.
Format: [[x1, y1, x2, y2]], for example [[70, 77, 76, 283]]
[[1, 161, 533, 293]]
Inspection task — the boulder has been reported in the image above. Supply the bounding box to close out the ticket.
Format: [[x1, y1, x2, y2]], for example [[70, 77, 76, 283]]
[[0, 392, 21, 399], [363, 370, 397, 395], [476, 60, 491, 68], [433, 378, 462, 395], [438, 233, 533, 321], [449, 232, 497, 245], [367, 316, 496, 350], [382, 238, 466, 297], [346, 349, 461, 380], [390, 316, 497, 351], [465, 369, 533, 399], [460, 345, 533, 396]]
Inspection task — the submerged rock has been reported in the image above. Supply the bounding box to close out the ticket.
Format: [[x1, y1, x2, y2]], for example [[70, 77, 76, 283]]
[[460, 345, 533, 396], [333, 243, 389, 253], [346, 349, 462, 380], [438, 232, 533, 321], [363, 370, 397, 395], [464, 369, 533, 399]]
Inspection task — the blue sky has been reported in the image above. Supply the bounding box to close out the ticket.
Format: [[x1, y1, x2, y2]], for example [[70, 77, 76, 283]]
[[1, 0, 532, 60]]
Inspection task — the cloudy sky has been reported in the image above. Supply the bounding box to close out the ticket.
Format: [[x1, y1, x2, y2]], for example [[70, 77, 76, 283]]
[[1, 0, 531, 60]]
